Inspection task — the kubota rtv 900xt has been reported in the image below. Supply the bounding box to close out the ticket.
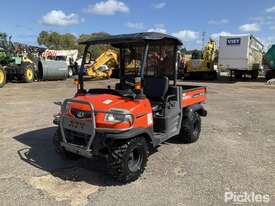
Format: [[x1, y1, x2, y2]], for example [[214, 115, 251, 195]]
[[53, 32, 207, 183]]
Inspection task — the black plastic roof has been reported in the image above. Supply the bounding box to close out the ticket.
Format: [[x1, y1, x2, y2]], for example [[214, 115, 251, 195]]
[[79, 32, 182, 46]]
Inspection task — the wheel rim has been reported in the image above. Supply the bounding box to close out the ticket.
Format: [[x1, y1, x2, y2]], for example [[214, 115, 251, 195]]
[[0, 69, 4, 84], [127, 148, 143, 172], [26, 68, 33, 80], [68, 69, 73, 76]]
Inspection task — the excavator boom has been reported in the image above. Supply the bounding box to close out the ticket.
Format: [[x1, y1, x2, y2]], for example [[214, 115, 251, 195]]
[[87, 49, 118, 78]]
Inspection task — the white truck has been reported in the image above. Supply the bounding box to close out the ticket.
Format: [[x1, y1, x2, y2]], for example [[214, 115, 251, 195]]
[[218, 34, 264, 79], [42, 50, 79, 77]]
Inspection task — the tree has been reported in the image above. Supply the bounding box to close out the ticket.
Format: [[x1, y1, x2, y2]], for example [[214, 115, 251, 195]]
[[37, 31, 50, 47], [62, 33, 77, 49], [191, 49, 203, 59], [180, 47, 187, 55], [37, 31, 77, 50], [77, 32, 116, 59]]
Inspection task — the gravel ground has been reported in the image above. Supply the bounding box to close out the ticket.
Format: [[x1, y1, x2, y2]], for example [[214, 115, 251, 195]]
[[0, 78, 274, 206]]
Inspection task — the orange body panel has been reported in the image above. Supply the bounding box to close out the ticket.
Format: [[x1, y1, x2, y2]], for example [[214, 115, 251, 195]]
[[67, 94, 153, 130], [181, 87, 207, 107], [64, 86, 206, 131]]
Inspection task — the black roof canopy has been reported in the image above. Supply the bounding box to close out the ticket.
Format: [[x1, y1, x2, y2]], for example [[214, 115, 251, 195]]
[[79, 32, 183, 46]]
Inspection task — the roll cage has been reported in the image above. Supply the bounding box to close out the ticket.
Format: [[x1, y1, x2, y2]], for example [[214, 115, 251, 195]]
[[78, 32, 183, 97]]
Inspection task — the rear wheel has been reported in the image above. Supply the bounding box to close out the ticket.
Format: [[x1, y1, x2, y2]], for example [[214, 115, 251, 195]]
[[178, 111, 201, 143], [107, 137, 149, 183], [22, 63, 34, 83], [68, 67, 73, 78], [251, 70, 259, 80], [235, 71, 242, 79], [53, 128, 80, 160], [265, 70, 272, 80], [0, 66, 6, 88], [211, 71, 218, 80]]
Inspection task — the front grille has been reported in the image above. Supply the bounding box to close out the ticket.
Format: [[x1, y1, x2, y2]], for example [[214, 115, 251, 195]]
[[70, 108, 92, 119], [64, 129, 91, 146]]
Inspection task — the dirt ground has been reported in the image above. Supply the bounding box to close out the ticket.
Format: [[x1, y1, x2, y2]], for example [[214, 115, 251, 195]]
[[0, 78, 274, 206]]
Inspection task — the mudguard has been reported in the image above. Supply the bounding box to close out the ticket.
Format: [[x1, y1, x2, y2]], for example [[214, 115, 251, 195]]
[[183, 104, 207, 117], [104, 127, 154, 140]]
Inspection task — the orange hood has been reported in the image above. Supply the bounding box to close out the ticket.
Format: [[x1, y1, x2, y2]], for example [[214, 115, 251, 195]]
[[73, 94, 143, 112], [65, 93, 152, 129]]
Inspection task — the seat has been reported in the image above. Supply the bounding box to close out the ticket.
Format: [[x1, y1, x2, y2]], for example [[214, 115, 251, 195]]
[[143, 76, 169, 112]]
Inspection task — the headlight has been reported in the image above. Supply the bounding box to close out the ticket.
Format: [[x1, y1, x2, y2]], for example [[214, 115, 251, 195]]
[[105, 109, 133, 123]]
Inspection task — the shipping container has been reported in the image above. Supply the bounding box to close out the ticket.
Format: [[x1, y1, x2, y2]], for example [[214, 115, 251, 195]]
[[218, 34, 264, 79]]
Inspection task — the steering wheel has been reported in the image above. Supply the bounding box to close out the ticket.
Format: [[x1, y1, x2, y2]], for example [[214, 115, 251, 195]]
[[125, 80, 135, 87], [116, 89, 136, 98]]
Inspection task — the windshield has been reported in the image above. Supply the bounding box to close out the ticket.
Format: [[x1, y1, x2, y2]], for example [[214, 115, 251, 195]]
[[124, 46, 143, 76], [146, 45, 174, 77], [123, 45, 175, 77]]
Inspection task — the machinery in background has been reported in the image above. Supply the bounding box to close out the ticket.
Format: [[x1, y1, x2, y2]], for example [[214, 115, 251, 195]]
[[263, 44, 275, 80], [85, 49, 118, 79], [184, 38, 218, 80], [42, 49, 79, 77], [0, 33, 36, 88], [218, 34, 264, 79]]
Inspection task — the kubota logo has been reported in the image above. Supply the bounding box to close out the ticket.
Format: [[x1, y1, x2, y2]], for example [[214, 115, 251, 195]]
[[76, 111, 85, 118]]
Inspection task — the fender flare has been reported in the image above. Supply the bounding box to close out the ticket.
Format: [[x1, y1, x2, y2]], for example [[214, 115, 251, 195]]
[[104, 127, 156, 145], [183, 104, 207, 117], [104, 127, 154, 140]]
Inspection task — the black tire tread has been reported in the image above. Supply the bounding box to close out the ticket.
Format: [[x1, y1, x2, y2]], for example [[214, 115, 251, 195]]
[[180, 111, 201, 143], [251, 70, 259, 80], [22, 63, 34, 83], [108, 137, 148, 183], [0, 66, 6, 88]]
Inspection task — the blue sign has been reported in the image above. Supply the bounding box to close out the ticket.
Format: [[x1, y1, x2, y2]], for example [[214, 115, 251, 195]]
[[226, 38, 241, 45]]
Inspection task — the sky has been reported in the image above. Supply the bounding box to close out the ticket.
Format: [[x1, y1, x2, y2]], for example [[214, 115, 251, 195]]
[[1, 0, 275, 49]]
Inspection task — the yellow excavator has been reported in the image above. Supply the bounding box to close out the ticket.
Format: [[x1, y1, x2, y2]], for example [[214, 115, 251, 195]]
[[185, 38, 218, 79], [87, 49, 118, 78]]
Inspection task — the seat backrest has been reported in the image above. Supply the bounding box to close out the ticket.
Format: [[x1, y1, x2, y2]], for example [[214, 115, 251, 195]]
[[143, 76, 169, 101]]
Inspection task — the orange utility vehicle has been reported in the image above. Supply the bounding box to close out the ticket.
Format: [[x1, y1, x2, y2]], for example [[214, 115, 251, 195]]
[[53, 32, 207, 183]]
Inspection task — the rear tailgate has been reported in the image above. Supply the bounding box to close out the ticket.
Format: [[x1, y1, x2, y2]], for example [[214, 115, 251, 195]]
[[181, 86, 207, 107]]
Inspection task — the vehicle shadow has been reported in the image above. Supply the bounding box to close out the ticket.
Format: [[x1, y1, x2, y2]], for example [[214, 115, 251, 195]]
[[13, 127, 121, 186], [165, 136, 188, 144]]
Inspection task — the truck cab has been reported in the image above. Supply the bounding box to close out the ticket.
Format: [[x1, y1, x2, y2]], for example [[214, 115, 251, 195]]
[[53, 32, 207, 183]]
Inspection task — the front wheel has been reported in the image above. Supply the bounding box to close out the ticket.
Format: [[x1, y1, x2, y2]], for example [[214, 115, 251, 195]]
[[251, 70, 259, 80], [178, 111, 201, 143], [22, 63, 34, 83], [0, 66, 6, 88], [107, 137, 149, 183], [235, 71, 242, 79]]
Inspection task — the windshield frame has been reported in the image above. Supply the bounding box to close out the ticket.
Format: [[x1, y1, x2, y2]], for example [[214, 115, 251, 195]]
[[78, 41, 178, 92]]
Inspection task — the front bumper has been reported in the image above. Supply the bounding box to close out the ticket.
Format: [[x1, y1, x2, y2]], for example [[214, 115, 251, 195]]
[[54, 98, 135, 158], [60, 142, 93, 158]]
